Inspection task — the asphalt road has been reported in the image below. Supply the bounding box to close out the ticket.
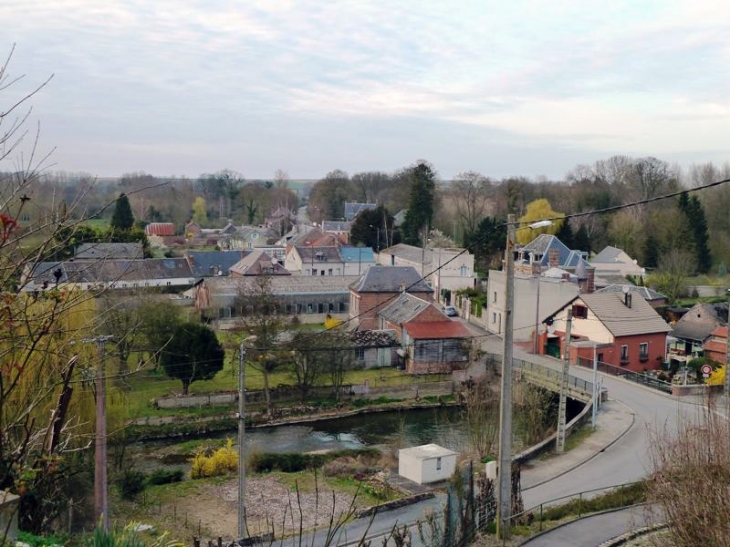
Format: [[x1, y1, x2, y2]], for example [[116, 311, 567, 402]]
[[298, 329, 704, 546]]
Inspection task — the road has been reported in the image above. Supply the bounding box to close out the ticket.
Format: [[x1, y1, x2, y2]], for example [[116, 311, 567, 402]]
[[298, 328, 704, 545]]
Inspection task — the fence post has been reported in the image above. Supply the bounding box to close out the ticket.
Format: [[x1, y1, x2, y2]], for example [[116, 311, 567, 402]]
[[539, 504, 543, 531], [579, 493, 583, 517]]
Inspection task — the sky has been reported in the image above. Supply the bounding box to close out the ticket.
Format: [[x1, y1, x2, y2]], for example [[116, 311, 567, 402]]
[[2, 0, 730, 180]]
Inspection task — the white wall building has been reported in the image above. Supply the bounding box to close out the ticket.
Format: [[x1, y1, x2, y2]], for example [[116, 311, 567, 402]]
[[486, 270, 580, 342], [398, 444, 458, 485], [378, 244, 476, 301]]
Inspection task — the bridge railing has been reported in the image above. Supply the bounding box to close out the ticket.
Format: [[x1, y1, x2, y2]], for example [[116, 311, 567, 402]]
[[576, 357, 672, 394], [484, 351, 594, 397]]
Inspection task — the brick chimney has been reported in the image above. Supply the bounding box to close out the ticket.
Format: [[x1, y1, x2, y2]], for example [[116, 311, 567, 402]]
[[548, 248, 560, 268]]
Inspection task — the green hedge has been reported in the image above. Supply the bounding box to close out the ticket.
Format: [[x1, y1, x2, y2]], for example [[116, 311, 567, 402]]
[[249, 448, 380, 473]]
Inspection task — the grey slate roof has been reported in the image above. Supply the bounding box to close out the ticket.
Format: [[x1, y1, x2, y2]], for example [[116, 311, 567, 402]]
[[25, 258, 193, 287], [671, 302, 729, 342], [349, 266, 432, 293], [75, 243, 143, 260], [186, 250, 248, 277], [519, 235, 592, 270], [578, 292, 671, 337], [379, 293, 438, 324], [380, 243, 432, 265], [596, 284, 667, 301], [344, 202, 377, 221], [295, 245, 343, 262], [592, 246, 624, 263]]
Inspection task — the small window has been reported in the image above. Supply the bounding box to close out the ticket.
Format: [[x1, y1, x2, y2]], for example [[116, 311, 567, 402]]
[[320, 270, 325, 276], [492, 291, 497, 303], [328, 269, 333, 275], [572, 305, 588, 319], [436, 457, 442, 471], [492, 312, 497, 323], [307, 304, 313, 313], [620, 345, 629, 364], [355, 347, 365, 361], [311, 270, 317, 276], [460, 265, 468, 276], [639, 342, 649, 362]]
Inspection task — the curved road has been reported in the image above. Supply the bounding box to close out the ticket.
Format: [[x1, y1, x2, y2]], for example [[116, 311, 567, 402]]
[[301, 334, 705, 545]]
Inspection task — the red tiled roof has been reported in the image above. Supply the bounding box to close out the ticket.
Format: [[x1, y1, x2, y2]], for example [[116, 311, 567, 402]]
[[710, 326, 728, 338], [402, 320, 471, 340], [146, 222, 176, 236], [704, 340, 727, 354]]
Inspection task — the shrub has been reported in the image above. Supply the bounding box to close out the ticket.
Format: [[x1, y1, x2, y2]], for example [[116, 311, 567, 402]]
[[190, 438, 238, 479], [147, 468, 185, 486], [248, 448, 381, 474], [117, 470, 147, 500], [17, 530, 68, 547]]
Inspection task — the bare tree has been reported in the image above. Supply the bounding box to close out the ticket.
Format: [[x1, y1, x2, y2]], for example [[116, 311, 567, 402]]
[[236, 275, 291, 416], [450, 171, 493, 238]]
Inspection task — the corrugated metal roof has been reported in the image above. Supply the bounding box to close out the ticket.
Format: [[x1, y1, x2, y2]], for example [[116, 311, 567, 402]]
[[578, 292, 671, 337], [379, 293, 437, 324], [402, 320, 471, 339], [145, 222, 176, 236]]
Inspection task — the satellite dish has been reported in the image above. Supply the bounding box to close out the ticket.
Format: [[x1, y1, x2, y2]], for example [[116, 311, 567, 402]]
[[547, 324, 556, 335], [271, 258, 278, 265], [622, 285, 630, 294], [250, 233, 259, 240]]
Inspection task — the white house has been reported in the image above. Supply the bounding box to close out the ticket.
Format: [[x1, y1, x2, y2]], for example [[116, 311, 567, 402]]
[[591, 246, 645, 282], [486, 270, 580, 343], [378, 244, 476, 301], [398, 444, 458, 485], [284, 245, 346, 276]]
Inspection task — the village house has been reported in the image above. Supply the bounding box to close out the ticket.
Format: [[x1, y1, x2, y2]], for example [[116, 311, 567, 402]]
[[340, 247, 376, 276], [703, 326, 728, 364], [377, 243, 476, 302], [590, 246, 646, 288], [515, 234, 595, 293], [667, 302, 729, 366], [229, 249, 290, 277], [544, 291, 671, 372], [595, 284, 668, 308], [349, 265, 433, 330], [285, 245, 346, 276], [22, 258, 195, 292], [185, 250, 248, 279], [321, 220, 351, 243], [344, 202, 377, 221], [486, 271, 580, 344]]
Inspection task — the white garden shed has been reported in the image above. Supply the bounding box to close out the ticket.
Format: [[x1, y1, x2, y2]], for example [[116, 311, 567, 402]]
[[398, 444, 458, 485]]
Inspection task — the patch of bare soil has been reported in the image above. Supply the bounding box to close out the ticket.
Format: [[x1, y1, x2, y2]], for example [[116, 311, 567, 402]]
[[169, 475, 363, 540]]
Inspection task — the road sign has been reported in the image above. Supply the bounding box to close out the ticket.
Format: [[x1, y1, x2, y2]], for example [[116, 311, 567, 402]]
[[701, 364, 713, 378]]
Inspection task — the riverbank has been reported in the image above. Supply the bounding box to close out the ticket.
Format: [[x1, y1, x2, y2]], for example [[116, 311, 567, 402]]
[[126, 396, 459, 442]]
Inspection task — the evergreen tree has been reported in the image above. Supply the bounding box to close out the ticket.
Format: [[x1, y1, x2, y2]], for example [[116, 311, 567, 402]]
[[643, 233, 659, 269], [555, 219, 574, 248], [678, 192, 712, 273], [110, 192, 134, 230], [160, 323, 225, 395], [573, 224, 591, 253], [465, 216, 507, 273], [402, 161, 436, 245]]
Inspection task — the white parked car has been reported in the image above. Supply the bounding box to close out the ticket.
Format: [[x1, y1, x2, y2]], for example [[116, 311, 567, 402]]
[[443, 306, 458, 317]]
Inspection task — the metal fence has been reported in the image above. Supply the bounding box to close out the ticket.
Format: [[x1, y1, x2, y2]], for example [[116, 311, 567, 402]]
[[485, 351, 594, 398], [576, 357, 672, 394]]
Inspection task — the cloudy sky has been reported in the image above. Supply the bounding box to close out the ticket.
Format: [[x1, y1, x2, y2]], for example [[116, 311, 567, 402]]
[[2, 0, 729, 180]]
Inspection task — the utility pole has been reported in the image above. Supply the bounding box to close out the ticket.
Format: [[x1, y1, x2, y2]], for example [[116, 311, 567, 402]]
[[556, 310, 573, 453], [533, 272, 541, 354], [726, 289, 730, 416], [497, 214, 515, 540], [592, 343, 598, 428], [87, 335, 113, 531], [238, 340, 247, 538]]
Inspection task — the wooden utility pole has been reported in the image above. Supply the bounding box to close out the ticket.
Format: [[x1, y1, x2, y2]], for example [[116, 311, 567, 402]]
[[556, 311, 573, 453], [238, 340, 247, 538], [497, 214, 515, 540], [88, 335, 113, 530]]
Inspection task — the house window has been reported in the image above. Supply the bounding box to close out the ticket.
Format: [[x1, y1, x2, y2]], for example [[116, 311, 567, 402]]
[[320, 270, 325, 276], [639, 343, 649, 362], [328, 269, 333, 275], [312, 269, 317, 276], [572, 305, 588, 319], [355, 347, 365, 361], [460, 265, 468, 276], [492, 312, 497, 324], [328, 303, 334, 312], [307, 304, 313, 313], [436, 457, 442, 471], [620, 345, 629, 364], [492, 291, 497, 303], [318, 303, 324, 313], [305, 269, 310, 275]]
